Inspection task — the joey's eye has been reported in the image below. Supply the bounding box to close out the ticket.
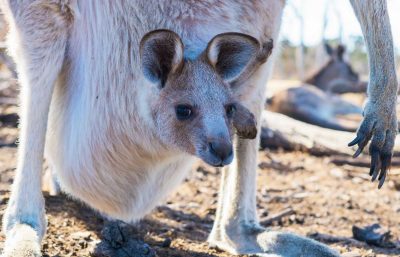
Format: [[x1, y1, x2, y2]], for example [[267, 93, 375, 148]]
[[226, 104, 236, 118], [175, 105, 193, 120]]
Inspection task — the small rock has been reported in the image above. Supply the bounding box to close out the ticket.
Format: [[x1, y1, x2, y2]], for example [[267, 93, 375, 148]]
[[161, 238, 172, 248], [329, 168, 344, 178], [79, 240, 88, 249], [260, 210, 269, 217], [352, 224, 396, 248], [342, 251, 361, 257], [92, 221, 156, 257], [71, 231, 92, 240]]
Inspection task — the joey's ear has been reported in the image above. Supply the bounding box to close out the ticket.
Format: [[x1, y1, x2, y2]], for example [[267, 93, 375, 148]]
[[206, 32, 261, 83], [140, 30, 184, 87]]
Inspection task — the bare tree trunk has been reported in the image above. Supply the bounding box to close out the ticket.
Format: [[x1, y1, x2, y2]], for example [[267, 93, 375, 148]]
[[289, 3, 305, 81]]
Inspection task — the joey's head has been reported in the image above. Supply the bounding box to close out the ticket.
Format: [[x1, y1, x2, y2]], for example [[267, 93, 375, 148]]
[[140, 30, 272, 167]]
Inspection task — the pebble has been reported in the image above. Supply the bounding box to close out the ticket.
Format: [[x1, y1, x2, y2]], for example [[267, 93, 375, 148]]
[[161, 238, 172, 248], [71, 231, 92, 241], [342, 251, 361, 257]]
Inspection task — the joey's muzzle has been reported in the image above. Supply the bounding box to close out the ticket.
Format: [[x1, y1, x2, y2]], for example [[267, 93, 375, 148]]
[[207, 138, 233, 167]]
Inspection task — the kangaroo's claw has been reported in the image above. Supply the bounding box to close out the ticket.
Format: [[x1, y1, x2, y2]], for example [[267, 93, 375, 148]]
[[349, 102, 397, 189]]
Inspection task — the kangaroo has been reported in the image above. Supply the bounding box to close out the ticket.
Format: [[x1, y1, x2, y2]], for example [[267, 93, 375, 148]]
[[268, 44, 367, 131], [267, 85, 363, 132], [305, 44, 368, 94], [0, 1, 397, 257]]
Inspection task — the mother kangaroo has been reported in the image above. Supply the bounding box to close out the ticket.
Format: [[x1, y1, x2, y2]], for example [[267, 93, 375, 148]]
[[1, 1, 397, 256]]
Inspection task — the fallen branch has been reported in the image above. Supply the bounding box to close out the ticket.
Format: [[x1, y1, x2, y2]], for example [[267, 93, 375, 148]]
[[261, 111, 400, 156], [331, 156, 400, 167]]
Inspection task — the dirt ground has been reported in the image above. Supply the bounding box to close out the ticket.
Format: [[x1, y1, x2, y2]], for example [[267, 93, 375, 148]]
[[1, 112, 400, 257]]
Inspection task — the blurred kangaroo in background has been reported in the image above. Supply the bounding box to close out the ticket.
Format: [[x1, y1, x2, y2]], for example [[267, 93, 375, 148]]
[[0, 1, 397, 257], [306, 44, 368, 94], [268, 85, 363, 132], [267, 44, 366, 131]]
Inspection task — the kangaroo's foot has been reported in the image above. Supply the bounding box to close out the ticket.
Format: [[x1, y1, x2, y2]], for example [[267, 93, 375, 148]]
[[208, 222, 340, 257], [2, 184, 46, 257], [2, 224, 42, 257]]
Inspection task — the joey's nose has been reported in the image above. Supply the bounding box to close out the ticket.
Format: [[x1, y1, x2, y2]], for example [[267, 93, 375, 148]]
[[209, 140, 233, 164]]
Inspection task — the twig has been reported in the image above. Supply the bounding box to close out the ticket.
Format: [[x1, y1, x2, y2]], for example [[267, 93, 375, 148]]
[[260, 208, 295, 226], [0, 142, 17, 148], [0, 168, 16, 173], [308, 232, 367, 248]]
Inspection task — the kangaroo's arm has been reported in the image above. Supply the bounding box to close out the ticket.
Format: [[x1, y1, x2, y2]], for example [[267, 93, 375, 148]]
[[348, 0, 398, 188], [1, 1, 74, 256]]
